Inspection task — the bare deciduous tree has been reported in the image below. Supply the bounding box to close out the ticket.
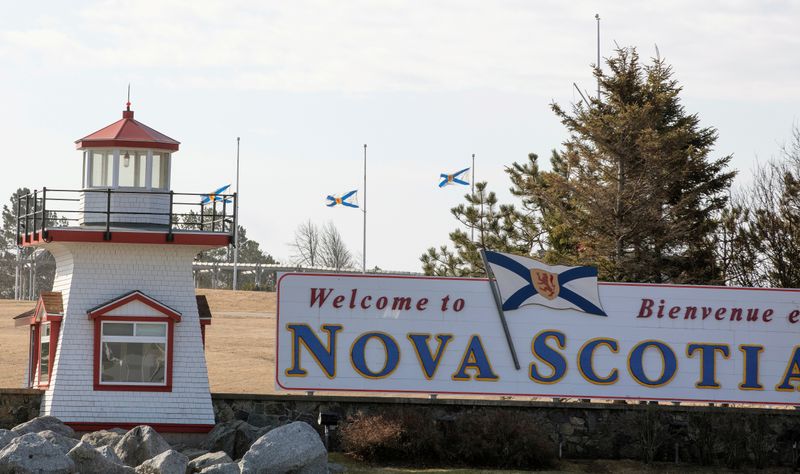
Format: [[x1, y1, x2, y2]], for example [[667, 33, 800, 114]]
[[290, 220, 321, 267], [320, 222, 354, 270]]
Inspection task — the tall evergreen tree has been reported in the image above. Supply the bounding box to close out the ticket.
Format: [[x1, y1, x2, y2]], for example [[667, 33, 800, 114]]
[[420, 182, 541, 277], [512, 47, 735, 283]]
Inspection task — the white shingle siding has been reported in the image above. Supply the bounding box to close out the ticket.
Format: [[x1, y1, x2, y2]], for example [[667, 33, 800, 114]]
[[42, 241, 215, 426], [80, 192, 171, 226]]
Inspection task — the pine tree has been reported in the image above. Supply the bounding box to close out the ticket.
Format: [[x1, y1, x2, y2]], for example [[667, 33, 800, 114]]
[[515, 47, 735, 283], [420, 182, 541, 276]]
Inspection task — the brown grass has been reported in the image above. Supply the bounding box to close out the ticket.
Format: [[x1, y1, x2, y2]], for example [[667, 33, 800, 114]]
[[0, 290, 277, 393]]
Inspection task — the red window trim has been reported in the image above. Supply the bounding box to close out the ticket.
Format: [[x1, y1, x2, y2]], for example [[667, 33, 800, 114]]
[[32, 315, 62, 389], [93, 316, 175, 392], [200, 319, 211, 347]]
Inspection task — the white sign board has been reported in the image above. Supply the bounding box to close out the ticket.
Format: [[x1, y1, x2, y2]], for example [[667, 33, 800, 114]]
[[276, 273, 800, 405]]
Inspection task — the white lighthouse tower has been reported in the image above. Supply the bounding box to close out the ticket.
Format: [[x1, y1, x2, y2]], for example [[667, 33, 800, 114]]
[[14, 101, 234, 432]]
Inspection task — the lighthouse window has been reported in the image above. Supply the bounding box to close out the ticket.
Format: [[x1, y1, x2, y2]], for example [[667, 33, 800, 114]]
[[100, 321, 167, 385], [39, 323, 51, 380], [118, 150, 146, 188], [151, 153, 170, 189], [89, 151, 113, 187]]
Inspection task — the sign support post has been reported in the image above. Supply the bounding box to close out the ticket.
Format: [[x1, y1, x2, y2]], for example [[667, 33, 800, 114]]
[[480, 249, 521, 370]]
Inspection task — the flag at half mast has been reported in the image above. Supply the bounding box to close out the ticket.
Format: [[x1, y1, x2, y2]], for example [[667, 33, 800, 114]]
[[484, 250, 606, 316]]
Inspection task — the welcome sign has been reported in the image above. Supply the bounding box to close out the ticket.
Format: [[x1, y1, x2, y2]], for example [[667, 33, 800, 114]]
[[276, 272, 800, 405]]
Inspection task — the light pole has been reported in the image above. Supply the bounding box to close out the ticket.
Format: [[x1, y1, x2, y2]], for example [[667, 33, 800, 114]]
[[233, 137, 240, 290], [362, 144, 367, 274]]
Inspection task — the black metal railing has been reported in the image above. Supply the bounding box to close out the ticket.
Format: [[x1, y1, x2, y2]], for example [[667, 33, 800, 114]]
[[15, 188, 237, 244]]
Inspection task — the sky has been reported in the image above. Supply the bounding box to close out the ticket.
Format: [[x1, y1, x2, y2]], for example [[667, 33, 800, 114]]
[[1, 1, 799, 272]]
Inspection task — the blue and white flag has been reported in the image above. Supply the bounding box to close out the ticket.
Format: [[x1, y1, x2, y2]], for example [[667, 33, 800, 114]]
[[484, 250, 606, 316], [326, 190, 359, 208], [201, 184, 232, 204], [439, 167, 471, 188]]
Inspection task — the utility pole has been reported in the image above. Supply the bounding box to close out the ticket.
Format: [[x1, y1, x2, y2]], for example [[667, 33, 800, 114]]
[[233, 137, 240, 290]]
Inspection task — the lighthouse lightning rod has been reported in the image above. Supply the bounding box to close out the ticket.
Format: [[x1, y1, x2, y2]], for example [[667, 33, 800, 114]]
[[233, 137, 240, 290]]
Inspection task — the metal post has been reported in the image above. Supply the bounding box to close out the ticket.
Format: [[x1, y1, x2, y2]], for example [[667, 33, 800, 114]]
[[14, 247, 20, 301], [167, 191, 174, 242], [480, 249, 521, 370], [105, 188, 112, 241], [32, 190, 38, 239], [233, 137, 240, 290], [41, 188, 47, 239], [362, 144, 367, 274], [25, 194, 30, 243], [199, 203, 205, 231]]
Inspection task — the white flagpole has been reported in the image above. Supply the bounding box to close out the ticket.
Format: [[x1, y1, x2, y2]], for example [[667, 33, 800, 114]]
[[471, 153, 475, 242], [233, 137, 240, 290], [362, 144, 367, 274], [480, 249, 521, 370]]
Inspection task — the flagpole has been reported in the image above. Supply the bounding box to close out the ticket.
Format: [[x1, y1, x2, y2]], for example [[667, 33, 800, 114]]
[[471, 153, 475, 242], [480, 249, 521, 370], [362, 144, 367, 274], [233, 137, 240, 290]]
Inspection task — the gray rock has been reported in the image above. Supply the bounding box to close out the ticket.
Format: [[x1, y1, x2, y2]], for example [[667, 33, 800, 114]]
[[11, 415, 76, 438], [99, 445, 125, 464], [327, 462, 347, 473], [115, 425, 172, 467], [199, 462, 240, 474], [0, 430, 17, 451], [0, 432, 76, 473], [81, 428, 126, 448], [180, 448, 209, 461], [245, 413, 280, 429], [188, 451, 233, 473], [67, 441, 134, 474], [202, 421, 265, 460], [40, 430, 80, 454], [135, 449, 188, 474], [239, 422, 326, 474]]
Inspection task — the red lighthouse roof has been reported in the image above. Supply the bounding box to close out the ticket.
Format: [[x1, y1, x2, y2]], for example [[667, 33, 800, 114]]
[[75, 106, 180, 152]]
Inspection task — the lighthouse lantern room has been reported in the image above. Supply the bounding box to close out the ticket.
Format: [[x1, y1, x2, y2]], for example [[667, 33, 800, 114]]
[[13, 101, 235, 432]]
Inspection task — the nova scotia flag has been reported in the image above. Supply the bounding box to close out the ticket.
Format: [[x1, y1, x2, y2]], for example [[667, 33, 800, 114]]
[[484, 250, 606, 316]]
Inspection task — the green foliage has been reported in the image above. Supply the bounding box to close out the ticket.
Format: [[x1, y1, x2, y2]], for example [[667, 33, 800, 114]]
[[538, 46, 735, 283], [420, 182, 541, 277], [423, 46, 736, 284]]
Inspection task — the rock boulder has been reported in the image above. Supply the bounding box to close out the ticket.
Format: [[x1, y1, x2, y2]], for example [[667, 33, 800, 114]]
[[0, 432, 75, 473], [134, 449, 188, 474], [188, 451, 233, 473], [67, 441, 134, 474], [114, 425, 172, 467], [239, 422, 326, 474], [11, 416, 75, 438]]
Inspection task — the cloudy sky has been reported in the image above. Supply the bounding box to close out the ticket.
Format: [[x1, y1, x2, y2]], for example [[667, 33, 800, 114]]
[[1, 1, 798, 271]]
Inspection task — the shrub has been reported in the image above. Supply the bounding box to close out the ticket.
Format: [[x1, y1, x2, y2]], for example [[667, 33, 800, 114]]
[[338, 408, 555, 469], [446, 409, 556, 469]]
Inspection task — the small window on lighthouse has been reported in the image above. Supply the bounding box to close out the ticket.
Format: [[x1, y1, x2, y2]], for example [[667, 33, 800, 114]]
[[89, 151, 113, 187], [100, 321, 167, 385], [39, 323, 51, 379], [118, 150, 147, 188], [151, 153, 170, 189]]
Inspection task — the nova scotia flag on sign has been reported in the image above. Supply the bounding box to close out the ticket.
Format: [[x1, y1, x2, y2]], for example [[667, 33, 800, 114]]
[[484, 250, 606, 316]]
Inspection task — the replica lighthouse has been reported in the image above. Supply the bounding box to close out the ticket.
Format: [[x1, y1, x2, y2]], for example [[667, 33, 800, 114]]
[[14, 102, 235, 432]]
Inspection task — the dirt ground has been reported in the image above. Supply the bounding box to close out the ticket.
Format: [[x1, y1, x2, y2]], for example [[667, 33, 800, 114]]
[[0, 289, 277, 393]]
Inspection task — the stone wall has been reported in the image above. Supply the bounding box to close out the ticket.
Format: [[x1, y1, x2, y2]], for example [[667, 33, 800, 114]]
[[211, 393, 800, 467], [4, 389, 800, 466], [0, 389, 42, 429]]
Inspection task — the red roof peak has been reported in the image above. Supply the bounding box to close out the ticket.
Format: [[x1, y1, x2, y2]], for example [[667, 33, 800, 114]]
[[76, 107, 180, 152]]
